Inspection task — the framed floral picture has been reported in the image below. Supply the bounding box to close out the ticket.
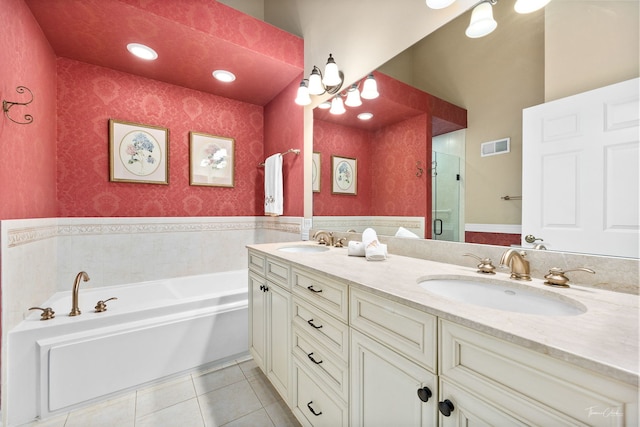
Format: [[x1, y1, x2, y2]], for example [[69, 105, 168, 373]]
[[332, 155, 357, 195], [189, 132, 235, 187], [312, 152, 321, 193], [109, 119, 169, 184]]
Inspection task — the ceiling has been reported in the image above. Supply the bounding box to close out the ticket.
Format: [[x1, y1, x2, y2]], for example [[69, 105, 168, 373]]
[[24, 0, 465, 133], [24, 0, 304, 106]]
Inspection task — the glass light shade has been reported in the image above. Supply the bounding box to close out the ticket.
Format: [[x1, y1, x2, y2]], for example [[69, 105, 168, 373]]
[[357, 112, 374, 120], [322, 54, 342, 87], [344, 85, 362, 107], [318, 101, 331, 109], [426, 0, 455, 9], [465, 2, 497, 38], [308, 68, 324, 95], [126, 43, 158, 60], [361, 75, 379, 99], [514, 0, 551, 13], [212, 70, 236, 82], [294, 81, 311, 105], [329, 97, 346, 115]]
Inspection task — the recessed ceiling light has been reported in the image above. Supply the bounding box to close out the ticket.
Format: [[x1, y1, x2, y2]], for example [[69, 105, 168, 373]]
[[126, 43, 158, 60], [318, 101, 331, 109], [212, 70, 236, 82], [358, 112, 374, 120]]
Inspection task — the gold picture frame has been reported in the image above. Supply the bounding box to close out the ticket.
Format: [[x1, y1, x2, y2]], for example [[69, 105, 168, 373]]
[[109, 119, 169, 184], [189, 132, 235, 187]]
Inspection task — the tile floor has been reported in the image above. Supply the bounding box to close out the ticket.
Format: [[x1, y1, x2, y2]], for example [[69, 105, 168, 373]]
[[16, 357, 301, 427]]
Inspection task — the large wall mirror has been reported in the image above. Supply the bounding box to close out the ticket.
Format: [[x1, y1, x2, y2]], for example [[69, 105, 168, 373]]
[[311, 0, 638, 258]]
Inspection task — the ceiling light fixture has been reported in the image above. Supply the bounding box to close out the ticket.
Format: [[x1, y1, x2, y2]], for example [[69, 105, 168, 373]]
[[212, 70, 236, 82], [426, 0, 456, 9], [327, 73, 379, 115], [357, 112, 374, 121], [465, 0, 498, 38], [126, 43, 158, 60], [295, 54, 345, 105]]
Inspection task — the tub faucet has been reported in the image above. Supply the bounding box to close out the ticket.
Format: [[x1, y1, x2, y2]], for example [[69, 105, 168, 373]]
[[499, 249, 531, 281], [70, 271, 90, 316]]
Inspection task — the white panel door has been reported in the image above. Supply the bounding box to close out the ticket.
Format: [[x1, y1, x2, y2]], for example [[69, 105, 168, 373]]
[[522, 78, 639, 258]]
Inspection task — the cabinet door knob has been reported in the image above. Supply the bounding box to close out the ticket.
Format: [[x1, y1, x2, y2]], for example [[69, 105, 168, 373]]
[[306, 401, 322, 416], [438, 399, 455, 417], [417, 386, 432, 402], [307, 319, 323, 329], [307, 285, 323, 293], [307, 352, 323, 364]]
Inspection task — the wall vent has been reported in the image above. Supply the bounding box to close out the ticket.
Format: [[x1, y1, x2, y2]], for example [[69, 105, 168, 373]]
[[481, 138, 510, 157]]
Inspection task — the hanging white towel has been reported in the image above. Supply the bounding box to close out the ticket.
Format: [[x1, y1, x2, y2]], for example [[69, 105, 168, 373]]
[[264, 153, 283, 216]]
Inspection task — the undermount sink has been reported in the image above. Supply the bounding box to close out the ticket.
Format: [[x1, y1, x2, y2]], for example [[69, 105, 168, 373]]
[[278, 245, 330, 253], [418, 278, 586, 316]]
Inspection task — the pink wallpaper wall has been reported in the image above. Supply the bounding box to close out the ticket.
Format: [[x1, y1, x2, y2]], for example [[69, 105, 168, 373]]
[[313, 120, 373, 216], [56, 58, 268, 217], [264, 74, 304, 217], [0, 0, 58, 219]]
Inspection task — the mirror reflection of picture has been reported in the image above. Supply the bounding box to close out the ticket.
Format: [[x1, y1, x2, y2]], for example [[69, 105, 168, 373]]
[[312, 152, 321, 192], [331, 155, 357, 195], [189, 132, 235, 187]]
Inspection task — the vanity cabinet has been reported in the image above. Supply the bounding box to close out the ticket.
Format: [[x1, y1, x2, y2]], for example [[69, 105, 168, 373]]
[[248, 246, 638, 427], [439, 320, 639, 427], [290, 267, 350, 426], [248, 251, 292, 404]]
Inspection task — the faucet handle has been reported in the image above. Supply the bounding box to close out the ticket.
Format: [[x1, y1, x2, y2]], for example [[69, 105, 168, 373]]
[[463, 253, 496, 274], [334, 237, 346, 248], [544, 267, 595, 287], [29, 306, 55, 320], [95, 297, 118, 312]]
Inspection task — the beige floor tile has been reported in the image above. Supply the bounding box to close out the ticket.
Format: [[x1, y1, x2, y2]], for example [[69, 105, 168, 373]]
[[65, 393, 135, 427], [264, 400, 302, 427], [247, 374, 283, 407], [136, 376, 196, 418], [238, 359, 261, 379], [135, 398, 204, 427], [192, 365, 245, 396], [221, 408, 275, 427], [198, 380, 262, 427]]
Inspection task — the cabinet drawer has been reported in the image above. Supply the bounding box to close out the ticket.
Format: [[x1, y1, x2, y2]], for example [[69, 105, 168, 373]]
[[248, 250, 265, 275], [266, 257, 290, 289], [292, 268, 348, 321], [440, 320, 639, 427], [350, 287, 437, 372], [292, 360, 348, 427], [293, 325, 349, 401], [293, 297, 349, 361]]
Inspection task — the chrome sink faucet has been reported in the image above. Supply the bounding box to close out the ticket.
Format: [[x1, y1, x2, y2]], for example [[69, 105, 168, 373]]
[[70, 271, 90, 316], [499, 249, 531, 281]]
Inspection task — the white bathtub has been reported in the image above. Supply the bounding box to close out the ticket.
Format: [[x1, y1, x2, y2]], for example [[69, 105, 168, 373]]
[[7, 270, 249, 426]]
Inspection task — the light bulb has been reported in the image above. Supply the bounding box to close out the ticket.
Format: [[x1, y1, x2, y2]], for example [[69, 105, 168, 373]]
[[329, 97, 346, 115], [361, 74, 379, 99], [426, 0, 456, 9], [308, 68, 324, 95], [344, 85, 362, 107], [322, 54, 342, 87], [465, 2, 497, 38], [294, 81, 311, 106]]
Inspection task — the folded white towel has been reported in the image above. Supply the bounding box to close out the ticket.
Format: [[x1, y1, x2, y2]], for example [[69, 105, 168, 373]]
[[395, 226, 420, 239], [362, 228, 387, 261], [264, 153, 283, 216], [348, 241, 365, 257]]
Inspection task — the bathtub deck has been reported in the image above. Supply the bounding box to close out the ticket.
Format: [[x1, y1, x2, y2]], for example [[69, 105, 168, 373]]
[[14, 357, 300, 427]]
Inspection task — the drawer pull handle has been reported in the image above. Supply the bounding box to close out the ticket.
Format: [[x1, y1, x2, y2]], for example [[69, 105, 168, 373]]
[[438, 399, 455, 417], [307, 401, 322, 416], [307, 352, 323, 364], [307, 319, 323, 329], [307, 285, 323, 293], [417, 386, 432, 402]]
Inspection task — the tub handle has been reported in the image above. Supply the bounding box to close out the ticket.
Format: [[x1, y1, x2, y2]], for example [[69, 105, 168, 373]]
[[95, 297, 118, 312], [29, 307, 55, 320]]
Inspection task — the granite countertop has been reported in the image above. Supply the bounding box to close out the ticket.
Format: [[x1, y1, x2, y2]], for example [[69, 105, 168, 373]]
[[248, 241, 640, 386]]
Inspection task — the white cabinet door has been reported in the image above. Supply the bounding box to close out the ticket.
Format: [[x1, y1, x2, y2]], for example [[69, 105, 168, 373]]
[[351, 330, 437, 427], [439, 379, 528, 427], [266, 281, 291, 403], [249, 272, 267, 371], [522, 78, 639, 257]]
